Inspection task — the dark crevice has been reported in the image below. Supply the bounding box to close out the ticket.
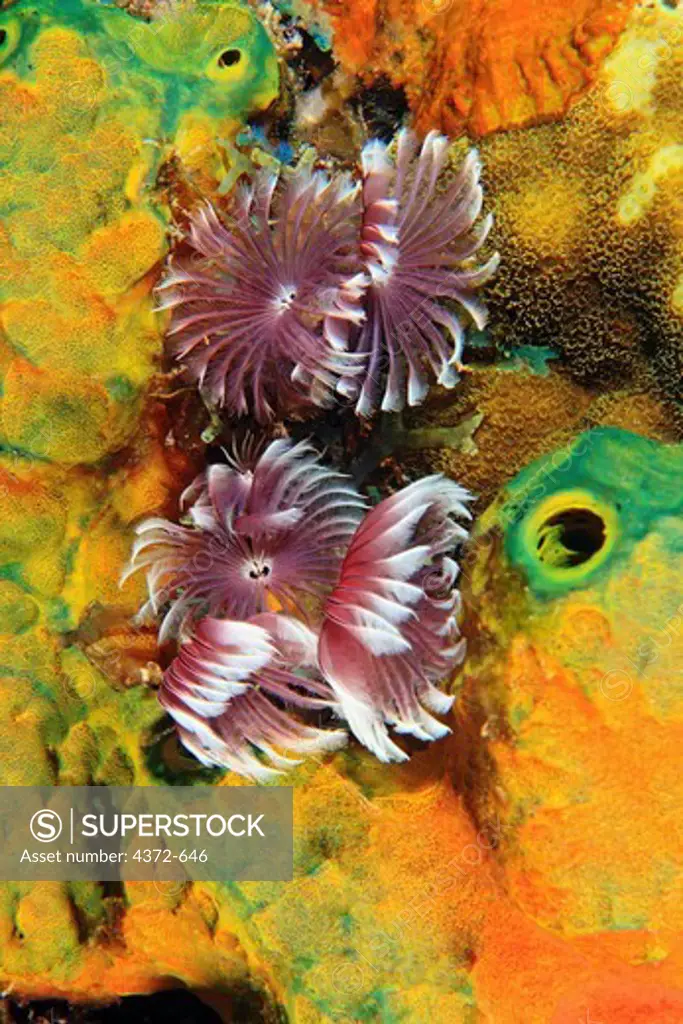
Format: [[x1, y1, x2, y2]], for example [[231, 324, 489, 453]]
[[538, 508, 606, 567], [218, 48, 242, 68]]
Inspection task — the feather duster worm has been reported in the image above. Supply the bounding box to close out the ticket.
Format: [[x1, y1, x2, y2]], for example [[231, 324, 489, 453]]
[[343, 130, 500, 416], [129, 438, 473, 772], [161, 613, 346, 780], [318, 475, 472, 762], [156, 168, 368, 423], [122, 438, 366, 642], [160, 131, 497, 421]]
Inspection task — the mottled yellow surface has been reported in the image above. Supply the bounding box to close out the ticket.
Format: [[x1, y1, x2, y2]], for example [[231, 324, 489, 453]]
[[0, 0, 280, 1005]]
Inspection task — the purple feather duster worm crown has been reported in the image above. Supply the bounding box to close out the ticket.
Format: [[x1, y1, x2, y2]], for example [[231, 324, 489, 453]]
[[122, 438, 366, 643], [159, 130, 497, 423], [318, 475, 472, 762], [161, 613, 347, 780], [131, 435, 473, 776], [156, 168, 368, 423], [343, 130, 500, 416]]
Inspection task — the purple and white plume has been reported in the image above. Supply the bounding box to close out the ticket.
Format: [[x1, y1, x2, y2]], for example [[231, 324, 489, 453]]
[[122, 438, 366, 643], [341, 130, 499, 417], [162, 613, 346, 780], [158, 131, 497, 424], [157, 167, 368, 423], [128, 437, 475, 773], [317, 475, 472, 762]]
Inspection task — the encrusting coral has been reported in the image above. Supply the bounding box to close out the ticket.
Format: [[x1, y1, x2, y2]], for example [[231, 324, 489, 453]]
[[0, 0, 278, 462], [459, 429, 683, 946], [0, 0, 284, 1003], [146, 430, 683, 1023], [480, 1, 683, 401], [399, 357, 683, 519], [2, 0, 683, 1017]]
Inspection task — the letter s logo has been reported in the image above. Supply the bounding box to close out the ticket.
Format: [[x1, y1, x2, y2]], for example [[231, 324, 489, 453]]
[[30, 809, 63, 843]]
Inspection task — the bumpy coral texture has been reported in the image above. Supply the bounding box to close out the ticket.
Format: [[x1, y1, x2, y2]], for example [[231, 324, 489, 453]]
[[6, 410, 683, 1022], [481, 3, 683, 400], [3, 2, 683, 1021], [0, 0, 278, 465], [174, 429, 683, 1024], [302, 0, 636, 135], [0, 0, 281, 1002], [460, 429, 683, 946]]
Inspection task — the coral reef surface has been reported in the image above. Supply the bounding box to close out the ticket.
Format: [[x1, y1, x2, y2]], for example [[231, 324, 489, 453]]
[[0, 0, 682, 1019], [481, 1, 683, 403]]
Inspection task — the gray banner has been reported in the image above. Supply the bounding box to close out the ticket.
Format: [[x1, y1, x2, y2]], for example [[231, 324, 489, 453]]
[[0, 786, 292, 882]]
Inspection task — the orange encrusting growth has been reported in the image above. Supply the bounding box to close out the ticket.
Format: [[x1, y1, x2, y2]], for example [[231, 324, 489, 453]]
[[309, 0, 636, 135]]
